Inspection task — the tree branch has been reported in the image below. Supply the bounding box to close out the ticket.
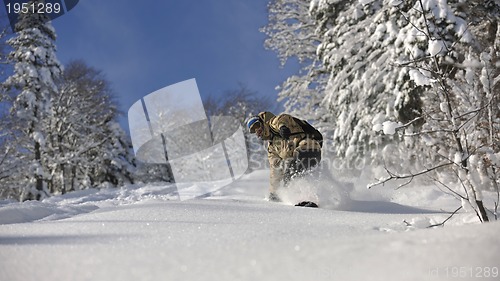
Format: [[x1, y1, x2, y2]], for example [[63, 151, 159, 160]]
[[368, 162, 454, 189], [428, 206, 463, 228]]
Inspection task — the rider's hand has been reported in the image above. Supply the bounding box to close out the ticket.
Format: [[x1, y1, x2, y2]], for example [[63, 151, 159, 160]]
[[279, 126, 291, 140]]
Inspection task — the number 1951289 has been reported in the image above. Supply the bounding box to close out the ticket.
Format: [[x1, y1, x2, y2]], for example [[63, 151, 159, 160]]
[[445, 267, 499, 278], [6, 2, 62, 14]]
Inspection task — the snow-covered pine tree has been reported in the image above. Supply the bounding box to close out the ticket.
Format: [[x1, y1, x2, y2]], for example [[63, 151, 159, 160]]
[[94, 121, 136, 188], [3, 0, 62, 200], [262, 0, 318, 66], [261, 0, 329, 123], [308, 0, 429, 170]]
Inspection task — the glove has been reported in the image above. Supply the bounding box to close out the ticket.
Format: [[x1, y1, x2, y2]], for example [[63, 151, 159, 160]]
[[279, 126, 291, 140]]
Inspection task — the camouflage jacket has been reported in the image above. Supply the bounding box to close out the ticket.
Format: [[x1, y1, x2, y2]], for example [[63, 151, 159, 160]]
[[258, 113, 321, 193]]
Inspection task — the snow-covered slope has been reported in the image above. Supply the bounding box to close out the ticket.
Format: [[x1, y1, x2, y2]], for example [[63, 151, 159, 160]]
[[1, 170, 499, 281]]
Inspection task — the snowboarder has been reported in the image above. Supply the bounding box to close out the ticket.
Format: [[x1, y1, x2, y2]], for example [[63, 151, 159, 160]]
[[246, 112, 322, 203]]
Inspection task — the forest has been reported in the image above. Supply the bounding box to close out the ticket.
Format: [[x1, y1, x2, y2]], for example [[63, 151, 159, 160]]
[[1, 0, 499, 222]]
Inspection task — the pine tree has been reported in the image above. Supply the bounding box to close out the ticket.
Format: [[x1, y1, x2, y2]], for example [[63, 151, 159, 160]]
[[3, 0, 62, 200], [308, 0, 426, 167], [261, 0, 329, 122]]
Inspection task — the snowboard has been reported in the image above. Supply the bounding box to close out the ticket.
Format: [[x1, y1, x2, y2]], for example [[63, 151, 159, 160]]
[[295, 201, 319, 208]]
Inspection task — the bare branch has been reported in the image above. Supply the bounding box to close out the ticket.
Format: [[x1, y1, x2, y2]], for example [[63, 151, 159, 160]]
[[428, 206, 463, 228], [368, 162, 454, 189], [426, 173, 467, 200]]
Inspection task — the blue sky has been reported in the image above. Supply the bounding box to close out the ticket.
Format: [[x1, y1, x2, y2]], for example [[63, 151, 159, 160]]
[[46, 0, 299, 131]]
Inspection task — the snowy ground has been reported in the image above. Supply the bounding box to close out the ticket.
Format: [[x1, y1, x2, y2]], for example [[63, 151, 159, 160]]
[[1, 170, 499, 281]]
